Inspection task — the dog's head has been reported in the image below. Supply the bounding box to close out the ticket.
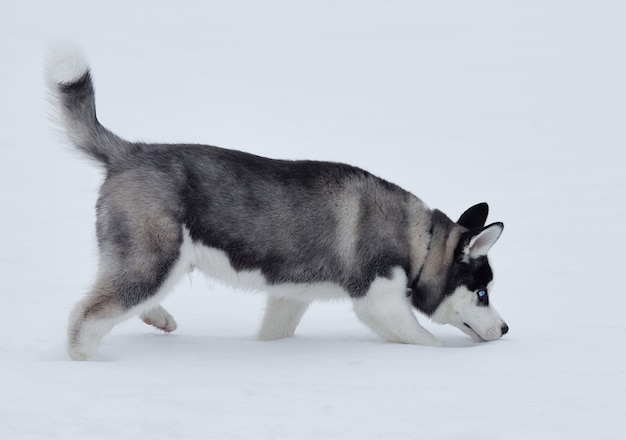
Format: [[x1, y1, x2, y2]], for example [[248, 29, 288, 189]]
[[410, 203, 508, 342]]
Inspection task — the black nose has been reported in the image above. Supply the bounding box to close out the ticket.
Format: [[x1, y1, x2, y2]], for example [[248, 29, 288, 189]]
[[501, 323, 509, 336]]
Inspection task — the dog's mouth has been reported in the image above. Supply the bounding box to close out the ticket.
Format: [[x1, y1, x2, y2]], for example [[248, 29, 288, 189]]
[[463, 323, 486, 342]]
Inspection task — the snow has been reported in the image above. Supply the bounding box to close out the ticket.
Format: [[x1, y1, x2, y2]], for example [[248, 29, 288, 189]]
[[1, 1, 625, 438]]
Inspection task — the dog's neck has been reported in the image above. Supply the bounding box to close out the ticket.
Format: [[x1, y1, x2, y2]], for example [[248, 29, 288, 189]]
[[407, 208, 464, 314], [405, 196, 434, 281]]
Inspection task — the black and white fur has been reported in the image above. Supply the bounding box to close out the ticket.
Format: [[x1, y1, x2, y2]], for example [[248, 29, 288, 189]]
[[46, 45, 508, 361]]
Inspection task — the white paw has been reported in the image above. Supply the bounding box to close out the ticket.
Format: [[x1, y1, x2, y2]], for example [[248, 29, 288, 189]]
[[258, 328, 294, 341], [67, 344, 98, 361], [141, 306, 177, 333]]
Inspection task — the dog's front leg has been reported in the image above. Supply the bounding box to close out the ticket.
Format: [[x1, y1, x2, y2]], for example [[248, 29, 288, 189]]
[[352, 268, 443, 346], [259, 296, 310, 340]]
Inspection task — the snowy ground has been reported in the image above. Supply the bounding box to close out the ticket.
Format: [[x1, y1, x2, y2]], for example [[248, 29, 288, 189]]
[[1, 1, 625, 439]]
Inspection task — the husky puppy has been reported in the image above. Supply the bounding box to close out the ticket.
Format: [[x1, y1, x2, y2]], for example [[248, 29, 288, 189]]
[[46, 46, 508, 361]]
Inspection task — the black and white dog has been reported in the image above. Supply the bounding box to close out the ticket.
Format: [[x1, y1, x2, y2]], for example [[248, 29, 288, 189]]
[[46, 45, 508, 361]]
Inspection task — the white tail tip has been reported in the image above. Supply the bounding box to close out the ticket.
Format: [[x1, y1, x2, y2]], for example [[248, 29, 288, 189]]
[[45, 41, 89, 84]]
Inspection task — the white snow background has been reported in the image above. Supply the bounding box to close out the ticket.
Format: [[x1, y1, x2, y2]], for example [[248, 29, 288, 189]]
[[1, 1, 625, 439]]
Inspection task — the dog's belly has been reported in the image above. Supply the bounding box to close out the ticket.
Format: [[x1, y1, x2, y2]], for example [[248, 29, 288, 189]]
[[180, 228, 349, 302]]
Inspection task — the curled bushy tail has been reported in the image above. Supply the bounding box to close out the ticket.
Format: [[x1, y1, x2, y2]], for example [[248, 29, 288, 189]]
[[45, 43, 137, 166]]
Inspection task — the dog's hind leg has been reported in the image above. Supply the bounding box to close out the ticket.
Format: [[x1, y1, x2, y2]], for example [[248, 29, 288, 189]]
[[67, 280, 129, 361], [258, 296, 310, 340], [67, 205, 191, 360], [68, 251, 189, 361], [352, 267, 442, 346]]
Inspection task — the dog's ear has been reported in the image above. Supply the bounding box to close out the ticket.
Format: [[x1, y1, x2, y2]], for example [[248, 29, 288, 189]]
[[457, 222, 503, 262], [457, 203, 489, 229]]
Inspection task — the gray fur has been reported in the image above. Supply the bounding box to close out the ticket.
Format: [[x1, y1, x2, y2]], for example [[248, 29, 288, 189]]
[[48, 49, 506, 360]]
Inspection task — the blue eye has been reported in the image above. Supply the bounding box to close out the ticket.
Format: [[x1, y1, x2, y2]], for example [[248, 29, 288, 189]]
[[476, 289, 489, 306]]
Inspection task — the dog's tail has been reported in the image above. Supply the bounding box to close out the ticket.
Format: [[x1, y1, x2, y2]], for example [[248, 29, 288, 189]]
[[45, 43, 138, 166]]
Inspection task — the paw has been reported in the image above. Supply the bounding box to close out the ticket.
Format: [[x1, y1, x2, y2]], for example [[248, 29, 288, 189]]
[[258, 328, 294, 341], [67, 344, 98, 361], [427, 337, 445, 347], [141, 306, 177, 333]]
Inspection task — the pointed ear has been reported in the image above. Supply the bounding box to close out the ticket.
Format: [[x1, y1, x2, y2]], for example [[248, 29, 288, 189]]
[[457, 203, 489, 229], [457, 222, 504, 261]]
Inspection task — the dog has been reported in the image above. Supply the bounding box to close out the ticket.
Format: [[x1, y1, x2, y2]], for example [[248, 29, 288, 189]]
[[46, 45, 508, 361]]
